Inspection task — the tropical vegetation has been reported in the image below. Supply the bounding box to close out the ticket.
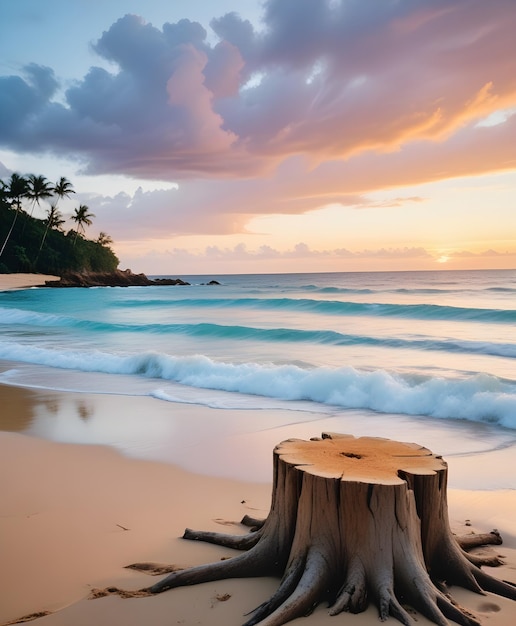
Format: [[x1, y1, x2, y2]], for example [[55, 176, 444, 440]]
[[0, 172, 118, 274]]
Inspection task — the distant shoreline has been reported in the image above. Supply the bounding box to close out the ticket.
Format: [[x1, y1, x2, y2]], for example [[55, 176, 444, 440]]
[[0, 271, 200, 289]]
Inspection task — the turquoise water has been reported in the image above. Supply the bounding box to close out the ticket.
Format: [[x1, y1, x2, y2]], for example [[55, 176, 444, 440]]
[[1, 269, 515, 484], [1, 270, 515, 422]]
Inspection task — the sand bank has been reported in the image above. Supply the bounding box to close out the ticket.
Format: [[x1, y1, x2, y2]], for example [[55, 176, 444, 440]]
[[1, 385, 515, 626], [0, 274, 59, 291]]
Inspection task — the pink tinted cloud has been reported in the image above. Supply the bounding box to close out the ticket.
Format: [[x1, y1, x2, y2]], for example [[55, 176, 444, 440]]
[[90, 109, 515, 242], [119, 243, 437, 276], [165, 44, 237, 154], [0, 0, 514, 185]]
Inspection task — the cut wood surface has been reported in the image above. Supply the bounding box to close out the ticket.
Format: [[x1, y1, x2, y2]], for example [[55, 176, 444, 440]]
[[100, 433, 516, 626]]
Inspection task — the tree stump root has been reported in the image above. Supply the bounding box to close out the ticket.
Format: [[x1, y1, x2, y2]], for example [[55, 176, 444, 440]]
[[99, 434, 516, 626]]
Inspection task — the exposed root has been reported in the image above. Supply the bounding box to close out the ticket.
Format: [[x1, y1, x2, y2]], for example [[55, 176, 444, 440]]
[[435, 595, 480, 626], [183, 527, 262, 550], [148, 544, 276, 594], [125, 562, 183, 576], [456, 530, 502, 550], [329, 558, 367, 615], [450, 528, 505, 568], [247, 549, 331, 626], [374, 584, 411, 625], [241, 514, 266, 530], [466, 552, 505, 567], [244, 556, 306, 626], [471, 566, 516, 600]]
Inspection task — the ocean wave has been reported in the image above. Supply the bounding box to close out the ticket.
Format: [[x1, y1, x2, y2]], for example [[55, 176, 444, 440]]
[[108, 297, 516, 323], [214, 282, 516, 297], [268, 284, 516, 296], [302, 285, 375, 294], [1, 342, 515, 429], [0, 307, 68, 326], [7, 297, 508, 325], [1, 308, 514, 358]]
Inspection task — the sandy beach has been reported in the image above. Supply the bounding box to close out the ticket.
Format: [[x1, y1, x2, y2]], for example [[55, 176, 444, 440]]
[[0, 381, 515, 626], [0, 274, 59, 291]]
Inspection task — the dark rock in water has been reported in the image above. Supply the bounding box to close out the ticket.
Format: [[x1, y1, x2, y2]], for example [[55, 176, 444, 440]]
[[45, 270, 190, 288], [207, 280, 221, 285], [151, 277, 190, 286]]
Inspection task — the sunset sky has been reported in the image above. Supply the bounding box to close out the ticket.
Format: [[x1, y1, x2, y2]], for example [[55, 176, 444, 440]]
[[1, 0, 515, 275]]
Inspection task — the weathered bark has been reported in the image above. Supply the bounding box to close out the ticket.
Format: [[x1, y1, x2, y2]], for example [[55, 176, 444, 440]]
[[107, 433, 516, 625]]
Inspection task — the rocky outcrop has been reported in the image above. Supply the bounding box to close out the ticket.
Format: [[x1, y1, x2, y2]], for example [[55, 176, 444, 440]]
[[45, 270, 190, 288]]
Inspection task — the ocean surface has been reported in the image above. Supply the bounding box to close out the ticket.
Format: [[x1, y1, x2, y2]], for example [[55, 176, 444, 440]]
[[1, 269, 515, 487]]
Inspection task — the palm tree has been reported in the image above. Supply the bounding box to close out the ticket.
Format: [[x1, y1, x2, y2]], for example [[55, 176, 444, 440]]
[[27, 174, 54, 216], [51, 176, 75, 248], [97, 231, 113, 246], [0, 173, 29, 257], [38, 204, 65, 254], [53, 176, 75, 204], [71, 204, 95, 244], [0, 180, 7, 204]]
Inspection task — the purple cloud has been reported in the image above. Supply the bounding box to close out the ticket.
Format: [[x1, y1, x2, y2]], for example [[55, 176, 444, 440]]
[[0, 0, 514, 188]]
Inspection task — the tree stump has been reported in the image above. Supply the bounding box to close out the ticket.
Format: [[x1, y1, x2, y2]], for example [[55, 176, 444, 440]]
[[125, 434, 516, 625]]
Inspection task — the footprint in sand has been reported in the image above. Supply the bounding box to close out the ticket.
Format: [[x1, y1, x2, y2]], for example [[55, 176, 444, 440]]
[[477, 601, 501, 613]]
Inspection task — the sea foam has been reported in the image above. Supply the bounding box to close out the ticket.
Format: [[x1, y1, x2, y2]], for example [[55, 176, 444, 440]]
[[0, 341, 515, 429]]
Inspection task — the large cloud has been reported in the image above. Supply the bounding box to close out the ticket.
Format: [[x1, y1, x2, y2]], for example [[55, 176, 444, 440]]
[[1, 0, 515, 187], [87, 111, 516, 242]]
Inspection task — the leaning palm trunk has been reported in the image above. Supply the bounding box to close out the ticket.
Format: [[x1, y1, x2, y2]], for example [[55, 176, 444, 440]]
[[0, 204, 21, 257], [34, 223, 51, 265], [39, 223, 50, 253]]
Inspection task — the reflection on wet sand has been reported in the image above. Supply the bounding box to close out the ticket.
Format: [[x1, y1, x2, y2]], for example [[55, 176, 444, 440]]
[[0, 383, 36, 432], [77, 400, 94, 421], [0, 384, 97, 433]]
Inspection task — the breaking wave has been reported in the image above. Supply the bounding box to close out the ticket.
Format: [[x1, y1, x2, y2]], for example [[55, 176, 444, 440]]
[[0, 341, 515, 429]]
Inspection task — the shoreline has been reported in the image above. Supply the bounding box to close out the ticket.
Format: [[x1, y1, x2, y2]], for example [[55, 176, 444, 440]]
[[1, 383, 515, 625]]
